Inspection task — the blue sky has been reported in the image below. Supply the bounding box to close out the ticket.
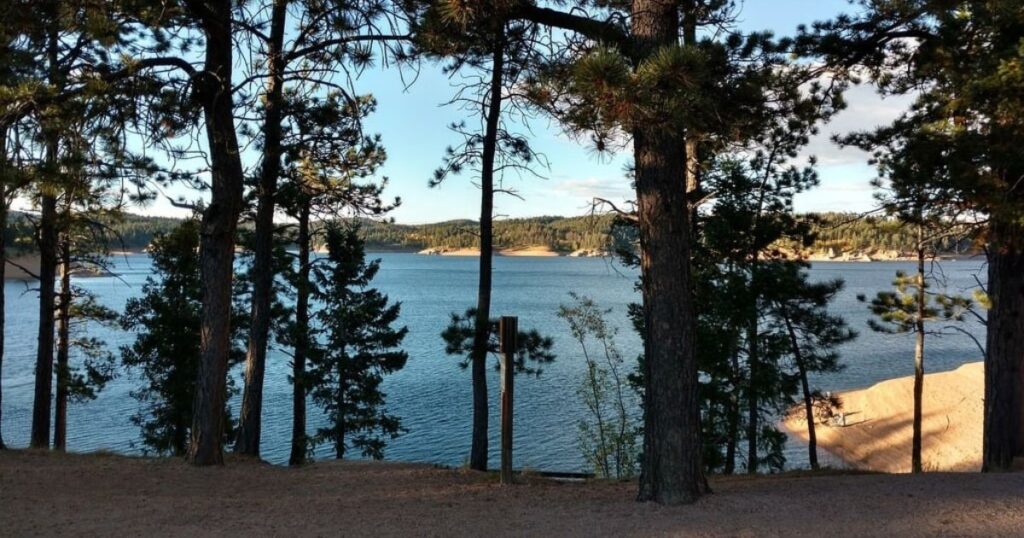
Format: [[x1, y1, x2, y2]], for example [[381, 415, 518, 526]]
[[117, 1, 913, 224]]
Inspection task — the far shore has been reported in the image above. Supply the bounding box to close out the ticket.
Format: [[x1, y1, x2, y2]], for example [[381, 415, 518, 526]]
[[415, 245, 606, 257], [3, 249, 986, 280]]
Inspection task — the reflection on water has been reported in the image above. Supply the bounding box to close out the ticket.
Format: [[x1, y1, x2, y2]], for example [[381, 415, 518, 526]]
[[0, 254, 987, 471]]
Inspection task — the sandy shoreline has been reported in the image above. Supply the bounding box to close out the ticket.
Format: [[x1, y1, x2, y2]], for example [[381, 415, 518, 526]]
[[2, 450, 1023, 536], [783, 362, 985, 473], [417, 245, 585, 257]]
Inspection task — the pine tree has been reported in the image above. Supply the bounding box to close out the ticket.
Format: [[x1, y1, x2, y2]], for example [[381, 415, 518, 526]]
[[120, 220, 243, 456], [275, 90, 395, 465], [443, 0, 847, 502], [804, 0, 1024, 472], [859, 264, 973, 473], [410, 1, 546, 471], [305, 224, 407, 460], [769, 266, 855, 471], [233, 0, 410, 458]]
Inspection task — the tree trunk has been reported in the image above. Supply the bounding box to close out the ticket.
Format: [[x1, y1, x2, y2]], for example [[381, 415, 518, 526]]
[[724, 353, 740, 475], [745, 255, 760, 474], [188, 0, 246, 466], [633, 123, 701, 504], [31, 11, 62, 450], [982, 214, 1024, 471], [724, 396, 738, 474], [334, 374, 346, 460], [53, 229, 71, 451], [468, 25, 506, 472], [632, 0, 702, 505], [289, 202, 311, 466], [682, 0, 700, 237], [0, 127, 8, 450], [912, 234, 925, 473], [235, 0, 288, 458], [783, 312, 818, 470], [32, 194, 57, 450]]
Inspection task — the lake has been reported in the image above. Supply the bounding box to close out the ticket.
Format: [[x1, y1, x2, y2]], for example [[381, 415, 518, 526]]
[[0, 253, 988, 472]]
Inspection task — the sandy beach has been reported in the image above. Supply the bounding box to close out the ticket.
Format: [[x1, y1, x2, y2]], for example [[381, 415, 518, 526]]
[[418, 245, 562, 257], [2, 450, 1023, 537], [783, 362, 984, 473]]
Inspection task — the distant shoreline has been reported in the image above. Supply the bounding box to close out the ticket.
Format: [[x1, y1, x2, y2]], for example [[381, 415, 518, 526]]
[[415, 245, 605, 258], [4, 250, 986, 280]]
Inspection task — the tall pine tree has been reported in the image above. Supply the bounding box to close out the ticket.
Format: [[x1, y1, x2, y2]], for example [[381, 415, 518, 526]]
[[306, 224, 408, 460]]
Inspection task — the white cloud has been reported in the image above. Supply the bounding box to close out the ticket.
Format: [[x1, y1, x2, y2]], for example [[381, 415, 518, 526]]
[[799, 83, 916, 167]]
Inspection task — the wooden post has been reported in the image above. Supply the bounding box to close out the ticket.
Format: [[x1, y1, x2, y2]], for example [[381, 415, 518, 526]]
[[499, 316, 517, 485]]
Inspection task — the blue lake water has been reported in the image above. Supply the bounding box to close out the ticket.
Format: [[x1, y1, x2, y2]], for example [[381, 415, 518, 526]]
[[0, 253, 988, 472]]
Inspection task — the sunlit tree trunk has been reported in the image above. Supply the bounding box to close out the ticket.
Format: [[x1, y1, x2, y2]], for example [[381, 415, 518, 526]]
[[53, 223, 71, 451], [911, 226, 925, 473]]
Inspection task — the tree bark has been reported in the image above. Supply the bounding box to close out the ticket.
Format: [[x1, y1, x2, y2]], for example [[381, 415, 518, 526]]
[[745, 250, 761, 474], [0, 127, 8, 450], [724, 353, 740, 475], [188, 0, 246, 466], [31, 8, 62, 450], [632, 0, 702, 505], [745, 308, 759, 474], [682, 0, 700, 237], [633, 124, 701, 504], [235, 0, 288, 458], [912, 232, 925, 473], [53, 227, 71, 451], [334, 375, 346, 460], [289, 202, 311, 466], [982, 214, 1024, 471], [468, 24, 506, 472], [783, 312, 818, 470]]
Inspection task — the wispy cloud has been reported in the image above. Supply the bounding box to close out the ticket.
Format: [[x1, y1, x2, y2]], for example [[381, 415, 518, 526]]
[[551, 177, 634, 201]]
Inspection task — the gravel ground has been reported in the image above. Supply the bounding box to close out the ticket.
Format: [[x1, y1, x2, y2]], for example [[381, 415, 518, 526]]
[[2, 450, 1023, 537]]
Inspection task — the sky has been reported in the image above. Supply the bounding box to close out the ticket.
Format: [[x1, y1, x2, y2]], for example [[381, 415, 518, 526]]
[[61, 1, 916, 225]]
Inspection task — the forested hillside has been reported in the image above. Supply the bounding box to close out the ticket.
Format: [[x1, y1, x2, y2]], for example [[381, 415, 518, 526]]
[[4, 212, 187, 253], [3, 211, 979, 256], [363, 213, 978, 256], [359, 214, 619, 252], [807, 213, 976, 256]]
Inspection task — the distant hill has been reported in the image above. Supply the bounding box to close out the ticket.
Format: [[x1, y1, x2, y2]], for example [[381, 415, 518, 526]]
[[4, 211, 186, 253], [359, 215, 620, 254], [3, 211, 979, 259]]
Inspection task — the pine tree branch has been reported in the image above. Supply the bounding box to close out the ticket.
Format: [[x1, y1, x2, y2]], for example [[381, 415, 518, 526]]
[[512, 5, 629, 51], [286, 34, 411, 62]]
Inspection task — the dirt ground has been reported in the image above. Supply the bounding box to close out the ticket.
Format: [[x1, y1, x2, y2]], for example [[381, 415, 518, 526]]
[[2, 451, 1023, 537]]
